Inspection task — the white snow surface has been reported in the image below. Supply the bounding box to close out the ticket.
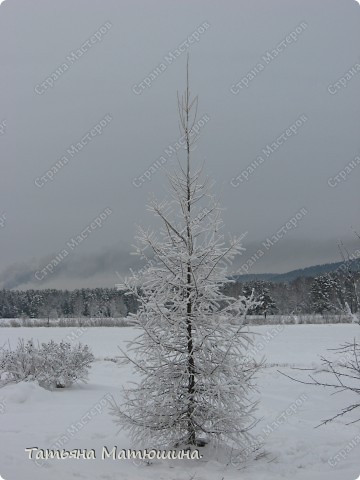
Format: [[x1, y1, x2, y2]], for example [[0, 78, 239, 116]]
[[0, 324, 359, 480]]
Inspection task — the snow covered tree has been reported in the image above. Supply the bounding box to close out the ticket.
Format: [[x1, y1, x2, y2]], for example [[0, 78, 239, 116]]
[[257, 284, 276, 319], [28, 293, 44, 318], [242, 281, 276, 318], [111, 58, 261, 456], [336, 242, 360, 315], [242, 283, 256, 316], [310, 274, 337, 314]]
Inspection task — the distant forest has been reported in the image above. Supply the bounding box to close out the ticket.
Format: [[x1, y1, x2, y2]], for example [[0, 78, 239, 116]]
[[0, 288, 137, 319], [0, 268, 359, 319]]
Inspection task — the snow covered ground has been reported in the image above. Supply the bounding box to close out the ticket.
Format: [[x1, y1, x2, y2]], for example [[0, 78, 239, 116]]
[[0, 325, 359, 480]]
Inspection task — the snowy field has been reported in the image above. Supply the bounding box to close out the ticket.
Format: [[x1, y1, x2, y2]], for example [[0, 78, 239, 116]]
[[0, 325, 359, 480], [0, 313, 353, 328]]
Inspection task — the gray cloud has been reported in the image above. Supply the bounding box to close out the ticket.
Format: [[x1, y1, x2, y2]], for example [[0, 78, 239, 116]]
[[0, 0, 359, 289]]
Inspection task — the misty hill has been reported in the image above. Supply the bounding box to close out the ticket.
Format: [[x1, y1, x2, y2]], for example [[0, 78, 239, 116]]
[[234, 258, 360, 283]]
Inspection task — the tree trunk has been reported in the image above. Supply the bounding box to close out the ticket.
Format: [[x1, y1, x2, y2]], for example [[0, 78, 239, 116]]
[[184, 56, 196, 446]]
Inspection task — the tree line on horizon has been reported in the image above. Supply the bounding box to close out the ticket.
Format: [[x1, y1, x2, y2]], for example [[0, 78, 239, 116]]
[[0, 269, 358, 319]]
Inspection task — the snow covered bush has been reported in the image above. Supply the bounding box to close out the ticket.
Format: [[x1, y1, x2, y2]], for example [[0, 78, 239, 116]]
[[35, 340, 95, 389], [0, 339, 38, 383], [0, 339, 94, 390], [111, 58, 262, 458]]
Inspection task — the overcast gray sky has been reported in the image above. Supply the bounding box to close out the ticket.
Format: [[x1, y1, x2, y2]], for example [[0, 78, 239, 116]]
[[0, 0, 359, 290]]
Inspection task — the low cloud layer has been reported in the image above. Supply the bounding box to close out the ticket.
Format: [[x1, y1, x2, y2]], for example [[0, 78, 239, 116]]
[[1, 236, 358, 291]]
